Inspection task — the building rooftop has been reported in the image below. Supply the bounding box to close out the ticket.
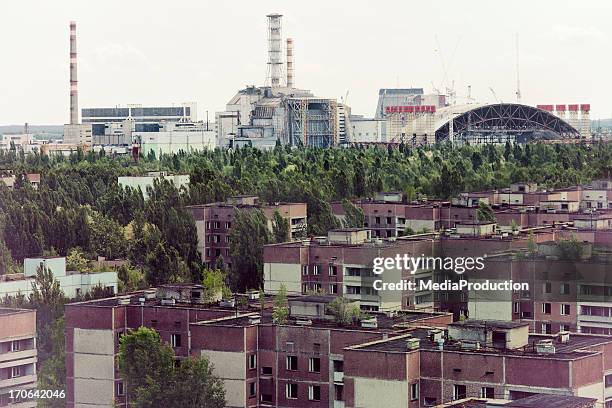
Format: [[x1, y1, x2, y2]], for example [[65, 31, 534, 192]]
[[504, 394, 596, 408], [449, 320, 529, 330]]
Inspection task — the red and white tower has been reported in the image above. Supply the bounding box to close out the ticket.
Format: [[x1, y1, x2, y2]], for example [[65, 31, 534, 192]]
[[69, 21, 78, 124]]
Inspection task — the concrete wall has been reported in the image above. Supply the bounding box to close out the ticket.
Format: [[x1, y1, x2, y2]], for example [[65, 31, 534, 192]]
[[352, 377, 408, 408], [200, 350, 246, 407], [264, 263, 301, 295], [73, 328, 115, 407]]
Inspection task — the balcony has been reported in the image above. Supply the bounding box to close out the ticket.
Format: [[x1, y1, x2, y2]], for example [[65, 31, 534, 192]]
[[334, 401, 345, 408], [0, 349, 37, 363], [333, 371, 344, 383], [0, 374, 37, 389]]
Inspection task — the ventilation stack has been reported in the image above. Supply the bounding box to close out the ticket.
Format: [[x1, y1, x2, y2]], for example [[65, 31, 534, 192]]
[[266, 14, 284, 87], [69, 21, 78, 124], [286, 38, 294, 88], [580, 104, 591, 139]]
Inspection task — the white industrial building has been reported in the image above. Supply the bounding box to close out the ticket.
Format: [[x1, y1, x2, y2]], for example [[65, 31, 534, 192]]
[[134, 122, 216, 156], [350, 116, 387, 143], [117, 171, 190, 199], [0, 257, 118, 299]]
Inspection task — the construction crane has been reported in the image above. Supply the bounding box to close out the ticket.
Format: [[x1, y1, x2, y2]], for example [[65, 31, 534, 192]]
[[489, 87, 501, 103]]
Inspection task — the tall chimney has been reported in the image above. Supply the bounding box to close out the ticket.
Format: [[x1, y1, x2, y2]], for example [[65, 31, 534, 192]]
[[266, 14, 283, 87], [286, 38, 294, 88], [70, 21, 78, 124]]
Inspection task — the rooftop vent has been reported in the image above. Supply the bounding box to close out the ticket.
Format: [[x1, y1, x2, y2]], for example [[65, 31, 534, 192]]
[[117, 297, 130, 305], [461, 340, 481, 350], [296, 319, 313, 326], [536, 339, 556, 354], [248, 315, 261, 325], [360, 317, 378, 328], [406, 337, 420, 350], [428, 329, 443, 342], [160, 298, 176, 306], [558, 331, 570, 343]]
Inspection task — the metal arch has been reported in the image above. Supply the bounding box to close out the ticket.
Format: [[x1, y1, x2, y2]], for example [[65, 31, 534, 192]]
[[435, 103, 581, 142]]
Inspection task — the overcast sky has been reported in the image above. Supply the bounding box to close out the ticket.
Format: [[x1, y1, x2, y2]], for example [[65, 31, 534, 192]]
[[1, 0, 610, 125]]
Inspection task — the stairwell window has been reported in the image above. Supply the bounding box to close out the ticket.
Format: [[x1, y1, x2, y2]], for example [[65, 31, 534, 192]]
[[171, 334, 181, 348]]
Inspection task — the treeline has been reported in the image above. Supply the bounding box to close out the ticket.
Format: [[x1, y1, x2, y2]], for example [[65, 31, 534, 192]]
[[1, 142, 610, 286]]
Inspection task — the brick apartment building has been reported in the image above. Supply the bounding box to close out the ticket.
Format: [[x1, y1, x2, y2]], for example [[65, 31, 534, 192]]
[[186, 196, 307, 268], [65, 290, 612, 407], [0, 308, 37, 408], [263, 228, 437, 311], [64, 289, 452, 408]]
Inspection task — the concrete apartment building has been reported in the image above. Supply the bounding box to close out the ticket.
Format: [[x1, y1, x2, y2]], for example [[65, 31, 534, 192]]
[[186, 196, 307, 268], [0, 256, 118, 299], [65, 290, 612, 408], [0, 308, 37, 408], [64, 288, 452, 408], [263, 228, 437, 311]]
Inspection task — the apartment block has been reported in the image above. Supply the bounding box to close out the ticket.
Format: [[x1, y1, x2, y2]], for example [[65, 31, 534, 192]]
[[187, 196, 307, 268], [0, 308, 37, 408], [65, 289, 452, 408], [263, 228, 437, 311]]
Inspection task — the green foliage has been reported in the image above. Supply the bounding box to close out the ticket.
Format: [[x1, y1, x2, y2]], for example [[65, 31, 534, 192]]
[[201, 269, 230, 303], [37, 317, 66, 408], [557, 236, 586, 260], [117, 262, 146, 293], [65, 247, 91, 272], [271, 210, 290, 243], [228, 209, 270, 291], [88, 211, 127, 260], [0, 238, 15, 275], [341, 199, 365, 228], [476, 201, 496, 223], [272, 284, 289, 324], [119, 327, 225, 408], [327, 296, 363, 326]]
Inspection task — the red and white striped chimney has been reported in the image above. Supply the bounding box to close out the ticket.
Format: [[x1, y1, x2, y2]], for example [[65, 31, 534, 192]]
[[70, 21, 78, 124]]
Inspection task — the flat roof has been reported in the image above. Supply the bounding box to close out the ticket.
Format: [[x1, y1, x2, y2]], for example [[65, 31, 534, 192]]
[[505, 394, 596, 408], [449, 320, 529, 330]]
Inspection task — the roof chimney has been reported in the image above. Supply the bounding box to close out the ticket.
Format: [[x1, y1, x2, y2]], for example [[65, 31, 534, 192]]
[[69, 21, 78, 124], [286, 38, 294, 88]]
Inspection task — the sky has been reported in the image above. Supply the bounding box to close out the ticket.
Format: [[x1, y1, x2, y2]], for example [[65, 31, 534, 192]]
[[1, 0, 611, 125]]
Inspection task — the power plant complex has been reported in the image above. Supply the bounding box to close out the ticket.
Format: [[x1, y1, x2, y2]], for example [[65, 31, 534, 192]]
[[58, 14, 595, 157]]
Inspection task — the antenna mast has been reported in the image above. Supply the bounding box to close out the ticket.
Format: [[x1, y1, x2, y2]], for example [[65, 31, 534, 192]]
[[515, 33, 521, 103]]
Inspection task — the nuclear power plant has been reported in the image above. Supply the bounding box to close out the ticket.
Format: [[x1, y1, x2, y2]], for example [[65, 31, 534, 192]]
[[57, 14, 595, 154]]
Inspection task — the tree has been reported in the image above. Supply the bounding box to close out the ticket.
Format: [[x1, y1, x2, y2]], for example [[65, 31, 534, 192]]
[[272, 284, 289, 324], [117, 263, 146, 293], [37, 317, 66, 408], [557, 236, 585, 260], [271, 210, 290, 243], [66, 248, 90, 272], [229, 209, 270, 291], [119, 327, 225, 408], [341, 199, 364, 228], [201, 269, 230, 303], [145, 242, 190, 286], [476, 202, 496, 223], [88, 211, 127, 260], [327, 296, 362, 326], [0, 238, 15, 275]]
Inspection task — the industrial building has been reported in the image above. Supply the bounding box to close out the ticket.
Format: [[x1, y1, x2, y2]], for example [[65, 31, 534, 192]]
[[117, 171, 190, 200], [216, 14, 350, 149], [134, 121, 216, 156]]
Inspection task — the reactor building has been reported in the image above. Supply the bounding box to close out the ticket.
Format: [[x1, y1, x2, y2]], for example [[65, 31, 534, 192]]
[[216, 14, 350, 149]]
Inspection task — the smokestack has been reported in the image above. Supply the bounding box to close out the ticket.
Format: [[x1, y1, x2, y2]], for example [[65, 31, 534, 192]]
[[70, 21, 78, 124], [266, 14, 283, 87], [286, 38, 294, 88]]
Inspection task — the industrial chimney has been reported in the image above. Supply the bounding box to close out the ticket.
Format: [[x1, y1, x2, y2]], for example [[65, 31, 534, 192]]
[[266, 14, 283, 88], [286, 38, 294, 88], [69, 21, 78, 124]]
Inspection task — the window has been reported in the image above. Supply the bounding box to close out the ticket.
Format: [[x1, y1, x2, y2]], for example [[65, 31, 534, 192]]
[[171, 334, 181, 348], [308, 385, 321, 401], [11, 366, 22, 378], [386, 217, 392, 224], [225, 222, 231, 228], [375, 217, 381, 224], [249, 354, 257, 369], [561, 324, 570, 332], [333, 360, 344, 372], [10, 340, 20, 352], [214, 221, 220, 228], [309, 357, 320, 373], [481, 387, 494, 398], [543, 282, 551, 293], [302, 265, 308, 275], [286, 356, 298, 371], [560, 283, 570, 295], [261, 366, 273, 375], [313, 265, 321, 275], [329, 265, 337, 276], [410, 383, 418, 401], [116, 382, 125, 396], [542, 323, 552, 334], [541, 303, 551, 314], [605, 374, 612, 388], [329, 284, 338, 294], [286, 383, 298, 399], [261, 394, 273, 403], [285, 341, 294, 352], [453, 384, 466, 400], [513, 302, 520, 314], [346, 286, 361, 295], [249, 382, 256, 397], [424, 397, 437, 406], [561, 304, 570, 315]]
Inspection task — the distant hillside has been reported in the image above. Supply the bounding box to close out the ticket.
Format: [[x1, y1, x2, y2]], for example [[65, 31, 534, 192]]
[[0, 125, 63, 137]]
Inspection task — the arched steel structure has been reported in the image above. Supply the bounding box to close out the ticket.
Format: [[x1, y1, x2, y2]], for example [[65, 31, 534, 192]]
[[435, 103, 580, 143]]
